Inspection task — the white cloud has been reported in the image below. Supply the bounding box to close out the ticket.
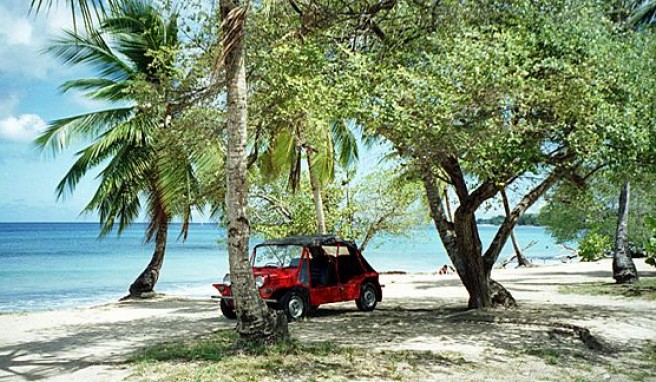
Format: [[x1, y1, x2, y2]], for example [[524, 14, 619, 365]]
[[0, 0, 76, 79], [0, 114, 47, 142], [0, 17, 33, 46]]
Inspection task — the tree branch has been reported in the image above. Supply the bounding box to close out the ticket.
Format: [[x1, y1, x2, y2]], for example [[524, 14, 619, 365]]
[[459, 180, 498, 215], [421, 168, 457, 257], [440, 156, 468, 202], [360, 211, 394, 252], [289, 0, 303, 16], [482, 169, 564, 268], [253, 192, 293, 221]]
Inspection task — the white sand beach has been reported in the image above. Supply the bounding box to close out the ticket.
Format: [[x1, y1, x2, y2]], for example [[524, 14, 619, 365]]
[[1, 259, 655, 381]]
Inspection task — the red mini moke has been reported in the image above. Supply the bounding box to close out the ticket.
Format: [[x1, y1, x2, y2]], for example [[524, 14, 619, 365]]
[[213, 235, 382, 320]]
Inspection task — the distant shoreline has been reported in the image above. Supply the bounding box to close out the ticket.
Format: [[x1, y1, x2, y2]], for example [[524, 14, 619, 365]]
[[476, 213, 541, 226]]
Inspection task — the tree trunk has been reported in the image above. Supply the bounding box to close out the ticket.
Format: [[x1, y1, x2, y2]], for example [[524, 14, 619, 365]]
[[458, 248, 493, 308], [454, 212, 493, 309], [613, 180, 639, 284], [422, 171, 497, 308], [221, 0, 288, 345], [500, 188, 530, 267], [306, 150, 327, 234], [127, 218, 168, 298]]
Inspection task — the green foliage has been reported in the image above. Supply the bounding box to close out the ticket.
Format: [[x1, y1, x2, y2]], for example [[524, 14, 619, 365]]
[[249, 178, 322, 239], [538, 174, 656, 253], [250, 168, 426, 247], [577, 231, 612, 262], [348, 0, 641, 173]]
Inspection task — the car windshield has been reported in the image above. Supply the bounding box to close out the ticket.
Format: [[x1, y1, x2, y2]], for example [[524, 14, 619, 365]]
[[253, 245, 303, 268]]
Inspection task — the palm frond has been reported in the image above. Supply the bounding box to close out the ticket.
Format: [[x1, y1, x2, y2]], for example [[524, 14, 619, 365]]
[[60, 78, 130, 102], [263, 129, 299, 188], [47, 29, 133, 81], [93, 180, 143, 236], [330, 120, 359, 170], [289, 146, 302, 192], [30, 0, 116, 32], [311, 146, 335, 186], [35, 107, 134, 154], [156, 148, 198, 241], [102, 2, 179, 77], [55, 138, 122, 198], [627, 0, 656, 27], [85, 143, 152, 236]]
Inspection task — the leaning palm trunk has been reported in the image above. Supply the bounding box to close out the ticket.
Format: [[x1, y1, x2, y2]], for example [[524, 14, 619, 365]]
[[613, 180, 639, 284], [221, 0, 288, 345], [306, 151, 327, 235], [128, 217, 168, 298]]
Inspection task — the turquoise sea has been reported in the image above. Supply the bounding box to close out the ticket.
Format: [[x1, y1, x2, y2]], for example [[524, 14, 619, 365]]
[[0, 223, 565, 312]]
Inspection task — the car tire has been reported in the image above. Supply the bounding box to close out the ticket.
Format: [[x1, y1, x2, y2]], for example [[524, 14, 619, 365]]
[[220, 299, 237, 320], [281, 290, 308, 321], [356, 282, 377, 312]]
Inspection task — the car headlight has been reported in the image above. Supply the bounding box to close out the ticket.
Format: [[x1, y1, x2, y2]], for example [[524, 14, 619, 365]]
[[223, 273, 231, 286], [255, 275, 265, 288]]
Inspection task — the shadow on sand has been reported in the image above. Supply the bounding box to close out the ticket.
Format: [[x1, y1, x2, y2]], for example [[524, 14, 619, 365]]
[[0, 299, 229, 381]]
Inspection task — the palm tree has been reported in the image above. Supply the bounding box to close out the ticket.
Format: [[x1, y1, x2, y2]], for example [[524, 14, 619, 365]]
[[260, 120, 359, 235], [219, 0, 288, 345], [33, 0, 290, 345], [35, 0, 197, 298], [626, 0, 656, 27], [609, 0, 654, 283]]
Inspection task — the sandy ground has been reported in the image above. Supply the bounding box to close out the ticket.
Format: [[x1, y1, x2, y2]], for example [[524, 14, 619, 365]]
[[1, 259, 655, 381]]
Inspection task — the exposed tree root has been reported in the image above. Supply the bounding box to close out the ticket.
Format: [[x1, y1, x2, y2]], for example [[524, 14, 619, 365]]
[[448, 312, 610, 352], [490, 280, 518, 308], [548, 323, 607, 351]]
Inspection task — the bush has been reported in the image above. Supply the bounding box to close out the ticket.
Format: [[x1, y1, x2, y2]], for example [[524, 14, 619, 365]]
[[578, 231, 611, 262]]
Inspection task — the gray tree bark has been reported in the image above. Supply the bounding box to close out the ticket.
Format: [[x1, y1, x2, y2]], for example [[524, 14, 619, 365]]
[[613, 180, 639, 284], [500, 188, 530, 267], [221, 0, 288, 344]]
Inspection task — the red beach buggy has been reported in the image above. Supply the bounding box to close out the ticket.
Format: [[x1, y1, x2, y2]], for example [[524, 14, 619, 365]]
[[213, 235, 382, 320]]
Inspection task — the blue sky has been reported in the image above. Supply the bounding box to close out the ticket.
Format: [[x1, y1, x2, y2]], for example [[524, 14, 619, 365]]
[[0, 0, 104, 222]]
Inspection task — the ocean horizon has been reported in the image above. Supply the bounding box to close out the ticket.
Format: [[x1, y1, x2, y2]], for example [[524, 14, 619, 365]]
[[0, 222, 567, 313]]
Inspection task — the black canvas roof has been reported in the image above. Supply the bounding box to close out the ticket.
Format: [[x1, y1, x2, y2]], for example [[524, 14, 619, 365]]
[[256, 235, 359, 250]]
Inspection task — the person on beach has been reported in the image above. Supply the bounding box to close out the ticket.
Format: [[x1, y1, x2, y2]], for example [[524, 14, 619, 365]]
[[438, 264, 456, 275]]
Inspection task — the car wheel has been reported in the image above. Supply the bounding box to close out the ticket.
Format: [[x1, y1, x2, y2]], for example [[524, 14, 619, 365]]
[[281, 290, 307, 321], [356, 282, 377, 312], [220, 299, 237, 320]]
